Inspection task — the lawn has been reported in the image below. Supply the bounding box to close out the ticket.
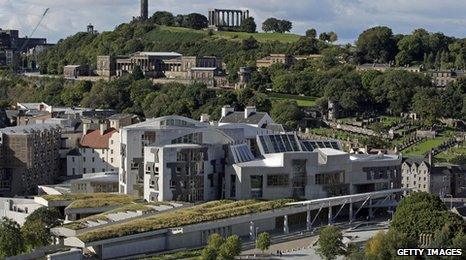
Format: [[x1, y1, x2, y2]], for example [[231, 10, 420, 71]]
[[402, 137, 450, 157], [154, 26, 302, 43], [268, 93, 317, 107], [42, 193, 140, 209]]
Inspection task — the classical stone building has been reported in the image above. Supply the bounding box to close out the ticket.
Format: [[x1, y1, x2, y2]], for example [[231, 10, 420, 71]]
[[63, 65, 89, 78], [208, 9, 250, 29], [96, 55, 116, 78], [0, 124, 61, 196], [256, 54, 296, 68], [112, 52, 226, 87], [429, 70, 466, 87]]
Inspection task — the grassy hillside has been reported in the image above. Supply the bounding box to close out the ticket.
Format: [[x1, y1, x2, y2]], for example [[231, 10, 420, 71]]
[[38, 20, 306, 75], [152, 26, 302, 43]]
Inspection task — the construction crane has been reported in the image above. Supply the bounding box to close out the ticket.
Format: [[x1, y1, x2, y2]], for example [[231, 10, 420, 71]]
[[19, 7, 49, 53]]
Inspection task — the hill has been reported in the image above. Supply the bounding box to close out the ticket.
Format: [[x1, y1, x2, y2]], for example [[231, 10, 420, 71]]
[[37, 20, 321, 76]]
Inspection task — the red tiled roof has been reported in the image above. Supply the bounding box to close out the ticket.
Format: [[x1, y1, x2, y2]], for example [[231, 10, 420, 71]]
[[80, 128, 117, 149]]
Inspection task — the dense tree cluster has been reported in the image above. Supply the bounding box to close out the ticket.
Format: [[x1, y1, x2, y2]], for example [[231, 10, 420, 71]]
[[248, 60, 466, 120], [356, 26, 466, 69]]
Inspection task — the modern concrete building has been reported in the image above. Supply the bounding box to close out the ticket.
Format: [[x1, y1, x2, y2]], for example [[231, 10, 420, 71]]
[[117, 111, 402, 204], [225, 134, 402, 200], [119, 116, 235, 198], [52, 189, 405, 259], [0, 197, 43, 225], [70, 172, 119, 194], [0, 124, 61, 196]]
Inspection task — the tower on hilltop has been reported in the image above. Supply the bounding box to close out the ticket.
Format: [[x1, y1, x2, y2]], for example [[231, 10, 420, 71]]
[[141, 0, 149, 20]]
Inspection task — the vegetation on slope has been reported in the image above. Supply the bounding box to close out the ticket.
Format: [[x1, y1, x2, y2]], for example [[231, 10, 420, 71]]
[[77, 199, 293, 242]]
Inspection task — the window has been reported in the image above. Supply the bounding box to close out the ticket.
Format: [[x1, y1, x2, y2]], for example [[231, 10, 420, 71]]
[[267, 175, 289, 187], [169, 180, 176, 189], [316, 172, 345, 185], [230, 175, 236, 197], [250, 175, 263, 198]]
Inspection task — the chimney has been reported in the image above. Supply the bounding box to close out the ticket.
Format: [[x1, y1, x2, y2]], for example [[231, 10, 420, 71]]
[[82, 122, 89, 136], [221, 105, 234, 118], [244, 106, 256, 119], [100, 122, 108, 135], [200, 114, 210, 123], [428, 151, 433, 166]]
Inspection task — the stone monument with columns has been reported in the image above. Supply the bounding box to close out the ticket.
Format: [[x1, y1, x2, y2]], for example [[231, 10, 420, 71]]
[[208, 8, 250, 30]]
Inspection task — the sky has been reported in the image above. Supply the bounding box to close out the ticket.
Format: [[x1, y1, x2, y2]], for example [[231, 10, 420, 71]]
[[0, 0, 465, 44]]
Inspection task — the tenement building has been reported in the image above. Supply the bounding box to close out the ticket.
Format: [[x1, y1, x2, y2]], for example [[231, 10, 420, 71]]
[[0, 124, 61, 196], [66, 114, 138, 176], [402, 157, 466, 197]]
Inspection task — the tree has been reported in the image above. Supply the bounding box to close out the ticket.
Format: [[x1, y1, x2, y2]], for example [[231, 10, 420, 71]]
[[328, 32, 338, 43], [0, 218, 24, 257], [240, 17, 257, 33], [256, 232, 270, 253], [262, 18, 279, 33], [412, 88, 441, 123], [132, 65, 145, 81], [21, 220, 50, 250], [150, 11, 175, 26], [271, 100, 303, 130], [21, 207, 62, 250], [218, 235, 242, 260], [319, 32, 330, 42], [241, 36, 258, 50], [316, 226, 345, 260], [365, 230, 416, 259], [201, 247, 217, 260], [277, 20, 292, 33], [183, 13, 208, 30], [355, 26, 397, 63], [291, 37, 319, 55], [306, 28, 317, 39], [391, 192, 464, 240], [24, 207, 61, 228]]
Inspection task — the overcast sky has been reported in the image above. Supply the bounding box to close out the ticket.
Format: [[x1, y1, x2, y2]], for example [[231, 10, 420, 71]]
[[0, 0, 465, 44]]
